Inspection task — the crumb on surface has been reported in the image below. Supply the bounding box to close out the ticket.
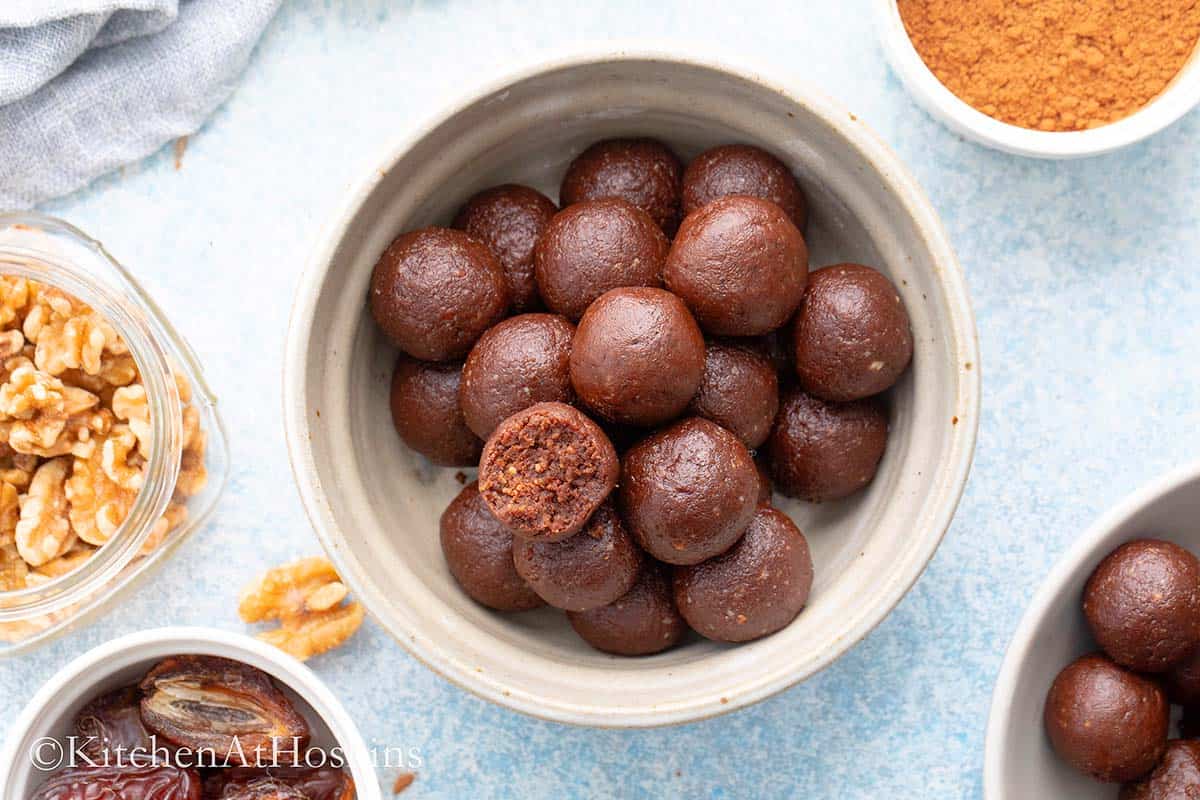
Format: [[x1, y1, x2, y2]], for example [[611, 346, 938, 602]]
[[393, 772, 416, 794]]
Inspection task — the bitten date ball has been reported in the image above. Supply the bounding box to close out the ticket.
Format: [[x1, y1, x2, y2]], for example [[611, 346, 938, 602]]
[[768, 387, 888, 502], [369, 227, 509, 361], [567, 563, 687, 656], [688, 342, 780, 449], [793, 263, 913, 402], [570, 287, 705, 427], [478, 402, 618, 541], [674, 507, 814, 643], [459, 313, 575, 439], [665, 195, 808, 336], [619, 417, 759, 565], [560, 138, 683, 234], [512, 502, 642, 612], [440, 482, 543, 611], [681, 144, 808, 230], [389, 356, 481, 467], [453, 184, 557, 312], [1083, 539, 1200, 673], [1044, 653, 1168, 784], [533, 199, 668, 321], [1120, 740, 1200, 800]]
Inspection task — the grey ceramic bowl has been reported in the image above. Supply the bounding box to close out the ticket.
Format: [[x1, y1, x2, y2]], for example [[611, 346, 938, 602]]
[[283, 47, 980, 727], [986, 462, 1200, 798]]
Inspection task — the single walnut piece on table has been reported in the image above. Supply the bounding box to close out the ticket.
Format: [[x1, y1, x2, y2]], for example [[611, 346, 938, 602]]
[[239, 556, 365, 661], [0, 276, 209, 592]]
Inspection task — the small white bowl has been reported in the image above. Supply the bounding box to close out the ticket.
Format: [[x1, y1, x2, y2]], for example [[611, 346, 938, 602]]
[[876, 0, 1200, 158], [0, 627, 381, 800], [985, 461, 1200, 798], [284, 46, 980, 727]]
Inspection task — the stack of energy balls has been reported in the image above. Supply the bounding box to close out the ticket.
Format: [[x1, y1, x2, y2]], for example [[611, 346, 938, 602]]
[[370, 138, 913, 656]]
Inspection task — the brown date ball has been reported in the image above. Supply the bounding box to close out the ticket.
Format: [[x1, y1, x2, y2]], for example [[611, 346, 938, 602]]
[[389, 355, 482, 466], [674, 507, 813, 643], [569, 287, 705, 427], [664, 195, 809, 336], [619, 417, 759, 565], [459, 313, 575, 439], [478, 402, 618, 542], [369, 227, 510, 361], [1083, 539, 1200, 673], [533, 199, 668, 321], [688, 342, 780, 449], [793, 263, 914, 402], [754, 459, 773, 506], [1165, 647, 1200, 707], [440, 482, 544, 611], [567, 563, 687, 656], [1044, 653, 1168, 784], [1120, 740, 1200, 800], [453, 184, 557, 312], [559, 138, 683, 234], [681, 144, 808, 230], [767, 386, 888, 502], [512, 502, 642, 612]]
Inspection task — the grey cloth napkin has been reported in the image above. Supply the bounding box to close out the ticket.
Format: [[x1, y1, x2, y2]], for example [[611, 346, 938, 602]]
[[0, 0, 281, 209]]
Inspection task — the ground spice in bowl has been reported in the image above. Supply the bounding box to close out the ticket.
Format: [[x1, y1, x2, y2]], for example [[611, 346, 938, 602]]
[[897, 0, 1200, 131]]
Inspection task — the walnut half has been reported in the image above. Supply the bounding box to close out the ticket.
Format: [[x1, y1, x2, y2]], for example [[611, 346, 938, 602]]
[[239, 557, 365, 661]]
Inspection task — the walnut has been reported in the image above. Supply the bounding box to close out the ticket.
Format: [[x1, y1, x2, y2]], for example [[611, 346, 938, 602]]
[[140, 502, 188, 556], [0, 330, 24, 359], [175, 406, 206, 498], [26, 543, 96, 587], [65, 427, 139, 547], [0, 277, 30, 329], [15, 458, 74, 567], [112, 383, 151, 458], [100, 424, 145, 491], [239, 557, 365, 661], [0, 480, 18, 544], [0, 364, 67, 452], [0, 542, 28, 591]]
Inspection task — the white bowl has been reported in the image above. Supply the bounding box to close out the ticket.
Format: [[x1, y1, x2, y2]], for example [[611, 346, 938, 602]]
[[0, 627, 381, 800], [875, 0, 1200, 158], [985, 461, 1200, 798], [283, 47, 981, 728]]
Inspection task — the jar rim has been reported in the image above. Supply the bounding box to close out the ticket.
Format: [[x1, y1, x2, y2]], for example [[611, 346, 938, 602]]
[[0, 213, 183, 619]]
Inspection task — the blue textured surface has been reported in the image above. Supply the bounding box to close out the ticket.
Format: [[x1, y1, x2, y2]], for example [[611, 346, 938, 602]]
[[3, 2, 1200, 798]]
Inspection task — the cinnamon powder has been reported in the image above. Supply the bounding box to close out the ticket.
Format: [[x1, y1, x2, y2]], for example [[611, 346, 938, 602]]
[[897, 0, 1200, 131]]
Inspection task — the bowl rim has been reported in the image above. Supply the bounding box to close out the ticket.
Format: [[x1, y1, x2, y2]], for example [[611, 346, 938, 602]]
[[282, 42, 982, 728], [982, 459, 1200, 799], [874, 0, 1200, 159], [0, 626, 381, 800]]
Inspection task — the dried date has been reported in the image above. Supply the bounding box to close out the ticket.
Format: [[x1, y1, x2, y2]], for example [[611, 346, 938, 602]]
[[139, 656, 309, 767], [30, 765, 201, 800], [73, 686, 155, 763], [205, 768, 354, 800]]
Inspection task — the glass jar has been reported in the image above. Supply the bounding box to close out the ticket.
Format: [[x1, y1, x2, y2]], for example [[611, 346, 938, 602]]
[[0, 212, 229, 654]]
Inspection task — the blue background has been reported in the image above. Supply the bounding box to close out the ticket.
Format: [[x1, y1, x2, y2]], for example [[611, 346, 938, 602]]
[[4, 2, 1200, 797]]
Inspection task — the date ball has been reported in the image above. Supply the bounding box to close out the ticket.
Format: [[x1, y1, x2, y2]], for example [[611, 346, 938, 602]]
[[460, 313, 575, 439], [688, 342, 780, 449], [453, 183, 557, 312], [389, 355, 482, 466], [792, 263, 913, 402], [478, 402, 618, 541], [560, 137, 683, 234], [533, 199, 668, 321], [674, 507, 814, 642], [1083, 539, 1200, 673], [512, 502, 642, 612], [567, 564, 687, 656], [1120, 740, 1200, 800], [1044, 653, 1168, 783], [681, 144, 808, 230], [619, 417, 759, 565], [1165, 647, 1200, 707], [664, 195, 808, 336], [570, 287, 705, 427], [768, 386, 888, 502], [369, 227, 509, 361], [440, 482, 543, 611]]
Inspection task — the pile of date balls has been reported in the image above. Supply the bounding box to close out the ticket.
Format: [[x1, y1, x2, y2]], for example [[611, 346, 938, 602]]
[[372, 138, 913, 656], [1045, 539, 1200, 797]]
